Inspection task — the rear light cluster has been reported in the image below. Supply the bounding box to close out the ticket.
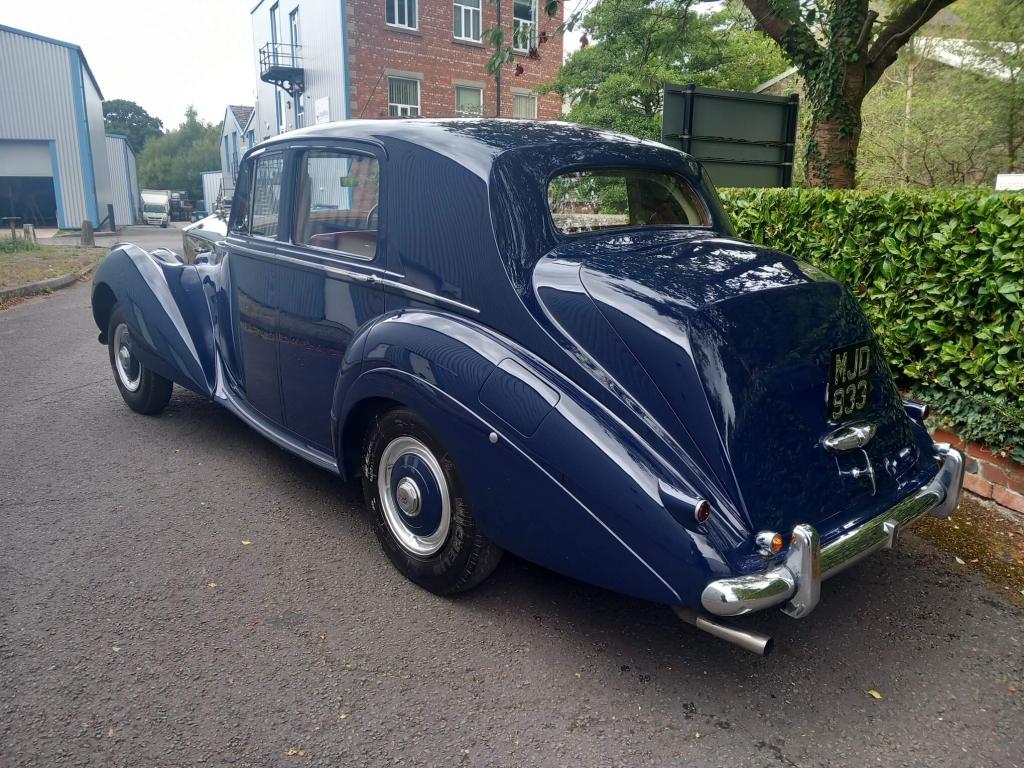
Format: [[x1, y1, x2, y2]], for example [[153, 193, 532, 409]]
[[755, 531, 784, 557], [694, 499, 712, 524]]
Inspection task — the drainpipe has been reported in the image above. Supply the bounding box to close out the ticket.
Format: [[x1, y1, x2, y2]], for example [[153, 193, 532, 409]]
[[495, 0, 502, 117]]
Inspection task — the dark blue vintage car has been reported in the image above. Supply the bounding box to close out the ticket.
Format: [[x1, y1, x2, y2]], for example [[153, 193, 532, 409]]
[[91, 120, 964, 654]]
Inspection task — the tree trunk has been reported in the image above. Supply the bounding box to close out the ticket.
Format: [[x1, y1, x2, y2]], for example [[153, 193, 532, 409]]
[[804, 65, 867, 189]]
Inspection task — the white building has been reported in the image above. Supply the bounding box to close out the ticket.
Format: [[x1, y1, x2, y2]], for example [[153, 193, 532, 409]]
[[0, 24, 115, 229], [219, 105, 255, 199]]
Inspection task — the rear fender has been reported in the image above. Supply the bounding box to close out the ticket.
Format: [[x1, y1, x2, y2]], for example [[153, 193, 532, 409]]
[[91, 244, 215, 396], [334, 311, 725, 607]]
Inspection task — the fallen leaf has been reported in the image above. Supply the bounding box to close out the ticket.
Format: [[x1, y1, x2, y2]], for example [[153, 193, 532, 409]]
[[285, 748, 306, 756], [575, 672, 582, 679], [241, 540, 252, 546], [338, 713, 349, 720], [1009, 684, 1019, 694], [111, 646, 120, 653], [207, 582, 218, 588], [867, 689, 883, 700], [954, 557, 966, 565], [107, 727, 114, 737], [319, 633, 327, 642]]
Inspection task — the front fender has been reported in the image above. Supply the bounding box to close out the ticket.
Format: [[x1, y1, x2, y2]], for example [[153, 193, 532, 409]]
[[334, 311, 728, 607], [92, 244, 215, 396]]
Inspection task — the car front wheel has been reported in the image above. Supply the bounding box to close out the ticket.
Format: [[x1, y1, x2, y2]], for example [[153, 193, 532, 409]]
[[362, 408, 502, 595], [107, 304, 173, 415]]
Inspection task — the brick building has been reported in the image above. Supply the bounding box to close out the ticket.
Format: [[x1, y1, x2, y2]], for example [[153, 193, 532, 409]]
[[246, 0, 563, 144]]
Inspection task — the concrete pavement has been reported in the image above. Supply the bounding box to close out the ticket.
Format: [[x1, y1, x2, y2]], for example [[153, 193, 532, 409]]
[[0, 280, 1021, 767]]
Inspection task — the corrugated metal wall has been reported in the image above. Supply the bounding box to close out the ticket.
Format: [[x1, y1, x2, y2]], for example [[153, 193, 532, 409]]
[[0, 27, 94, 228], [250, 0, 346, 142], [105, 135, 139, 225], [202, 170, 222, 212]]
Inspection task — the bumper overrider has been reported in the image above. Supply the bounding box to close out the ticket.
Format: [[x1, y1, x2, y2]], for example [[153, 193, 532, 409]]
[[701, 444, 965, 620]]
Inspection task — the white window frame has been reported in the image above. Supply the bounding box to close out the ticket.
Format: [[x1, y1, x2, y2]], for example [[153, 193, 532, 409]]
[[388, 77, 421, 117], [512, 91, 538, 119], [454, 85, 484, 117], [386, 0, 418, 30], [453, 0, 482, 42], [512, 0, 537, 52]]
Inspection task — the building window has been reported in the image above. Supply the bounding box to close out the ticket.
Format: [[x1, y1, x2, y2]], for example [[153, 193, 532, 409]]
[[453, 0, 481, 42], [512, 92, 538, 119], [250, 153, 285, 239], [386, 0, 418, 29], [455, 86, 483, 117], [513, 0, 537, 51], [295, 151, 380, 259], [246, 129, 255, 148], [275, 89, 285, 134], [289, 7, 300, 63], [388, 77, 421, 117]]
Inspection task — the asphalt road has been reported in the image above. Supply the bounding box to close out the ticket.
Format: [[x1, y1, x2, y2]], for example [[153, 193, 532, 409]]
[[1, 228, 1021, 767]]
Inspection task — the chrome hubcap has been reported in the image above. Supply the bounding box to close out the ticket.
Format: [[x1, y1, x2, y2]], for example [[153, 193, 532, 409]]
[[378, 436, 450, 557], [113, 323, 141, 392], [395, 477, 422, 516]]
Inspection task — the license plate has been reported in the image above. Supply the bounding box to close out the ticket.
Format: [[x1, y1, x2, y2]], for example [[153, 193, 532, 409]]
[[828, 342, 872, 421]]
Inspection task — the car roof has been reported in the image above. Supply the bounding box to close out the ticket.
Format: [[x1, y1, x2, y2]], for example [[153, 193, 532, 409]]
[[254, 119, 676, 177]]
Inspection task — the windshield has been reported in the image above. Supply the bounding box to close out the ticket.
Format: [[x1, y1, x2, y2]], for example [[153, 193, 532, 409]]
[[144, 203, 167, 213], [548, 169, 709, 234]]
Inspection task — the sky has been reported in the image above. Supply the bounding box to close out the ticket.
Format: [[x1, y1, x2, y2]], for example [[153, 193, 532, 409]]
[[3, 0, 587, 129]]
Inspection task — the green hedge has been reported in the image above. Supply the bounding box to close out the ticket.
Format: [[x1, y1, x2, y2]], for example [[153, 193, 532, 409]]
[[721, 188, 1024, 462]]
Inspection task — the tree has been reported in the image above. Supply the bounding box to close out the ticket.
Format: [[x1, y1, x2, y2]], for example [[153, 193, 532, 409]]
[[137, 107, 220, 202], [102, 99, 163, 153], [540, 0, 787, 140], [738, 0, 959, 188], [953, 0, 1024, 172]]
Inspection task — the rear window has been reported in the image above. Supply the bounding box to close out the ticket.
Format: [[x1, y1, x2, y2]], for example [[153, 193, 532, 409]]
[[548, 169, 708, 234]]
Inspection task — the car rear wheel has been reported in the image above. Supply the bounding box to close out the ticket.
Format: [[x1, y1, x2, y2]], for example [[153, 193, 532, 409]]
[[362, 408, 502, 595], [107, 304, 173, 415]]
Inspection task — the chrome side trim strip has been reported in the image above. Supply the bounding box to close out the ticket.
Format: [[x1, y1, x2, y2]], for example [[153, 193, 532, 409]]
[[227, 240, 480, 315]]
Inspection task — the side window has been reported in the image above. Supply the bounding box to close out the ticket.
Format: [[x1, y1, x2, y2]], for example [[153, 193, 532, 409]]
[[294, 150, 380, 259], [229, 160, 252, 234], [250, 153, 285, 239]]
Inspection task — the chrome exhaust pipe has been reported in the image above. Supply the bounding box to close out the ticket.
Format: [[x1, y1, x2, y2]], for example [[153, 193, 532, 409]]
[[673, 607, 774, 656]]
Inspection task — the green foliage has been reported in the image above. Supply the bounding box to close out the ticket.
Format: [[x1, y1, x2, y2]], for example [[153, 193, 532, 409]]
[[0, 237, 40, 254], [102, 99, 163, 153], [540, 0, 787, 139], [722, 187, 1024, 457], [137, 107, 220, 202]]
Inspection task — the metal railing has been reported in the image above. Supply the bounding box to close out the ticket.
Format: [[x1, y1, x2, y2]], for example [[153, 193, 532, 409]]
[[259, 42, 303, 76]]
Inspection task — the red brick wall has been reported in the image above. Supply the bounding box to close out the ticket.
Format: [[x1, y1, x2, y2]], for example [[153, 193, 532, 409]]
[[346, 0, 563, 120], [932, 428, 1024, 516]]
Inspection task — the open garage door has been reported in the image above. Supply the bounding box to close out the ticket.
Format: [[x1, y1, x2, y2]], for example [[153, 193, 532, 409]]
[[0, 141, 58, 227]]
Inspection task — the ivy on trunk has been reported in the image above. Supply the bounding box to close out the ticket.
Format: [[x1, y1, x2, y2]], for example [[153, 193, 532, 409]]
[[740, 0, 957, 188]]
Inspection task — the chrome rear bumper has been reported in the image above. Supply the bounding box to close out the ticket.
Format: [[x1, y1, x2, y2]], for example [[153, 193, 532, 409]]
[[701, 444, 964, 619]]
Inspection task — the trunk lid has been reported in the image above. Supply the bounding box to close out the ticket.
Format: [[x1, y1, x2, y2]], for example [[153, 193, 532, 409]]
[[537, 231, 932, 553]]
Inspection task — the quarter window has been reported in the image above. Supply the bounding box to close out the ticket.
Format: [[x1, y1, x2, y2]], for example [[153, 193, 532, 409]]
[[229, 160, 252, 234], [453, 0, 481, 41], [386, 0, 418, 29], [455, 86, 483, 117], [250, 153, 285, 239], [512, 93, 537, 119], [294, 151, 380, 259], [388, 77, 421, 117], [513, 0, 537, 51], [548, 169, 708, 234]]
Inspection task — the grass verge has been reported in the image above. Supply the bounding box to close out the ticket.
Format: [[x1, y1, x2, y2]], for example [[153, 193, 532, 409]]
[[0, 237, 102, 290]]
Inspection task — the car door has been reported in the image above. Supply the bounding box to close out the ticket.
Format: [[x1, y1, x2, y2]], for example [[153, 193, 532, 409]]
[[220, 148, 288, 425], [275, 143, 387, 451]]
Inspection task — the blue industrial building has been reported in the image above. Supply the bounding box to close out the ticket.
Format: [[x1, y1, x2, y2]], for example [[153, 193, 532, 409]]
[[0, 24, 139, 229]]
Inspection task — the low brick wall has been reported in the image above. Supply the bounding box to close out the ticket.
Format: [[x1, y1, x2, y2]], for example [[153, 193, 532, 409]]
[[932, 428, 1024, 515]]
